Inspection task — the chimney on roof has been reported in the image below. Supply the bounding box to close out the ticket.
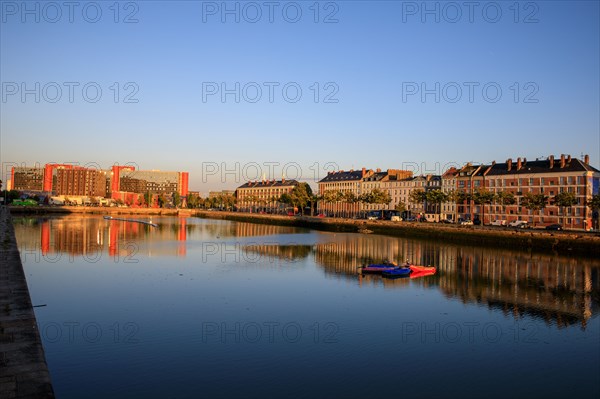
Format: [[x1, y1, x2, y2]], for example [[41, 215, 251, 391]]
[[560, 154, 566, 168], [507, 158, 512, 171], [517, 157, 522, 171], [350, 169, 353, 172], [567, 154, 571, 164], [492, 160, 496, 166], [362, 167, 366, 177], [549, 155, 554, 169], [584, 154, 590, 164], [376, 168, 381, 173]]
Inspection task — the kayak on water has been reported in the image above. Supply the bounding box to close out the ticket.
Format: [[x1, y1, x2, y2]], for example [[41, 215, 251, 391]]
[[409, 265, 436, 278], [382, 267, 412, 278], [360, 264, 398, 274]]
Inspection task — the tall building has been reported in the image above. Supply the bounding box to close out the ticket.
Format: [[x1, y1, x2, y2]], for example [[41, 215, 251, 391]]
[[43, 163, 82, 192], [54, 168, 107, 197], [110, 166, 189, 206], [11, 166, 45, 192]]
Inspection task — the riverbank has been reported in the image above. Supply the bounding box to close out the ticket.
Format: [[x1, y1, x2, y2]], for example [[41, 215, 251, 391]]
[[196, 211, 600, 258], [9, 206, 600, 257], [0, 208, 54, 398]]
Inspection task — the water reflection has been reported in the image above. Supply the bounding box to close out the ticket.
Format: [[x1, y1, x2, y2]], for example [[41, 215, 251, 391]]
[[13, 216, 305, 260], [243, 244, 313, 262], [313, 234, 599, 330], [14, 216, 192, 258], [13, 215, 600, 331]]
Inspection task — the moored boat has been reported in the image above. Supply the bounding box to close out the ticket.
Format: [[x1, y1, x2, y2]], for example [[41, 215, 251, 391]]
[[409, 265, 436, 278], [382, 267, 412, 278], [360, 264, 397, 274]]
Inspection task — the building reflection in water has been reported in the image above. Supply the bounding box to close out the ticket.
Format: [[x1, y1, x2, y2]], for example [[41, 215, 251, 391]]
[[242, 244, 312, 262], [13, 216, 599, 329], [14, 216, 196, 259], [14, 217, 307, 261], [314, 233, 599, 329]]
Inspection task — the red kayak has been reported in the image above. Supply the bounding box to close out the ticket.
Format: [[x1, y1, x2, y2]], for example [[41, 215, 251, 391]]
[[409, 265, 436, 278]]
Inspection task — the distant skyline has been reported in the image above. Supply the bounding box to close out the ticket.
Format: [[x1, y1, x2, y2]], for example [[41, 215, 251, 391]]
[[1, 1, 599, 192]]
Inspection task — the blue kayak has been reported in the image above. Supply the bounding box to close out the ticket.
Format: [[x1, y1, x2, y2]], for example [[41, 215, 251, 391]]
[[382, 267, 412, 278]]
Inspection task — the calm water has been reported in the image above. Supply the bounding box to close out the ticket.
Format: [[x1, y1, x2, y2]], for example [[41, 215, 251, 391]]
[[13, 215, 600, 398]]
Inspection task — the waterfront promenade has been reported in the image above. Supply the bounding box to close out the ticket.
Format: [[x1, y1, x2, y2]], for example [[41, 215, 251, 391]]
[[0, 207, 54, 398]]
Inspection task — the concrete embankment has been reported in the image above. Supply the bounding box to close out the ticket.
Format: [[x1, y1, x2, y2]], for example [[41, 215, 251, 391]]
[[0, 207, 54, 398], [196, 211, 600, 258]]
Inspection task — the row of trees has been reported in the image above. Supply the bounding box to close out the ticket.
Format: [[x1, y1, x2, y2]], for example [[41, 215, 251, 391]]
[[407, 188, 598, 227], [238, 186, 394, 217], [240, 183, 316, 215], [319, 188, 392, 217]]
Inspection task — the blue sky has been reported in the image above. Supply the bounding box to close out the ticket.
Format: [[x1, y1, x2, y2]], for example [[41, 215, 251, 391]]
[[1, 0, 599, 193]]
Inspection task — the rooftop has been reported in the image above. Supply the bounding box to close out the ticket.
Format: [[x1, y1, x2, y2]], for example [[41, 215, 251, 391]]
[[319, 169, 368, 183], [478, 155, 599, 176], [238, 179, 300, 189]]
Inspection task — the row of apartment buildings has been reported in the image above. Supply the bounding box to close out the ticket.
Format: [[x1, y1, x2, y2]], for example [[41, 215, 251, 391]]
[[319, 154, 600, 229], [8, 164, 189, 206], [7, 154, 600, 229], [235, 154, 600, 229]]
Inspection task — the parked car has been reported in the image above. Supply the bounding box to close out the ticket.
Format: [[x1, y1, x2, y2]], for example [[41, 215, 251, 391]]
[[508, 220, 529, 228], [441, 219, 454, 224], [460, 219, 474, 226], [490, 220, 506, 226], [390, 215, 401, 222], [473, 219, 482, 226], [545, 224, 563, 231], [404, 216, 417, 222]]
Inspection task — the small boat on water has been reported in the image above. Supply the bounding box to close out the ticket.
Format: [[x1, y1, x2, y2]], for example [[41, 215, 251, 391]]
[[360, 262, 437, 278], [382, 267, 412, 278], [103, 215, 157, 227], [409, 265, 436, 278], [360, 264, 397, 274]]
